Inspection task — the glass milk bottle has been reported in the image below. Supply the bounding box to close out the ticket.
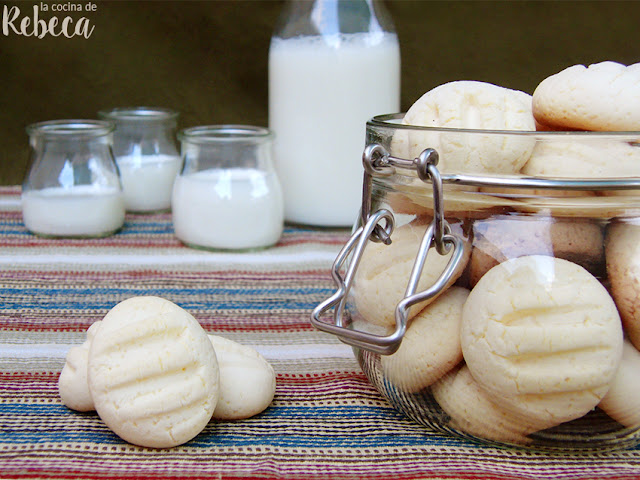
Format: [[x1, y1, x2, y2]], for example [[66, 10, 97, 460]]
[[269, 0, 400, 226], [171, 125, 284, 251], [21, 120, 125, 237], [98, 107, 181, 213]]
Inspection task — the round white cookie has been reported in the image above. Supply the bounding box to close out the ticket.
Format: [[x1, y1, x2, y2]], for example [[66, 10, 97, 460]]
[[599, 338, 640, 428], [385, 179, 514, 220], [532, 61, 640, 131], [88, 296, 219, 448], [461, 255, 623, 425], [353, 220, 470, 327], [431, 365, 551, 444], [522, 137, 640, 179], [606, 221, 640, 350], [509, 191, 640, 219], [58, 321, 102, 412], [208, 335, 276, 420], [401, 80, 536, 174], [58, 326, 276, 422], [469, 215, 604, 287], [381, 287, 468, 392]]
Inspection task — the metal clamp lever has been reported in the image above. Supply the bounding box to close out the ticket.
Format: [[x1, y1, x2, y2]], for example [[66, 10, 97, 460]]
[[311, 144, 470, 355], [311, 213, 466, 355], [310, 209, 397, 353], [393, 221, 466, 352]]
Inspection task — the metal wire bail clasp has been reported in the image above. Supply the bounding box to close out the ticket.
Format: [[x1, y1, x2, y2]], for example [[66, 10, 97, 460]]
[[311, 144, 467, 355], [310, 208, 396, 352]]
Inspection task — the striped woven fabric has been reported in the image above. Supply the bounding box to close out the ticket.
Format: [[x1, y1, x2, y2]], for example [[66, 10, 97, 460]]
[[2, 185, 640, 479]]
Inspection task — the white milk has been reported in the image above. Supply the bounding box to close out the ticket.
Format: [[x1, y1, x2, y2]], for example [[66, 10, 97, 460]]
[[116, 154, 182, 212], [22, 185, 125, 237], [269, 32, 400, 226], [171, 168, 284, 250]]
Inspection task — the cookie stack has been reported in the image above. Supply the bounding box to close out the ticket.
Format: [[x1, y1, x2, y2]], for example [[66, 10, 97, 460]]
[[352, 61, 640, 446], [58, 296, 276, 448]]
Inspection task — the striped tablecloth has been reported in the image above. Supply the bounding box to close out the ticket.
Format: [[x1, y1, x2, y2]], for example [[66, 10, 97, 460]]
[[2, 185, 640, 480]]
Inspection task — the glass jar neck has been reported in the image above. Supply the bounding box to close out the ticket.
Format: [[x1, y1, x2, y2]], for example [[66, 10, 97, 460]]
[[27, 119, 113, 138], [273, 0, 396, 39], [98, 107, 178, 130], [27, 120, 114, 149], [98, 107, 179, 157], [178, 125, 274, 174], [23, 120, 119, 192]]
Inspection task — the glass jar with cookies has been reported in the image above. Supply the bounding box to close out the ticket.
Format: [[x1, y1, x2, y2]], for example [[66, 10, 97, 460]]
[[312, 62, 640, 450]]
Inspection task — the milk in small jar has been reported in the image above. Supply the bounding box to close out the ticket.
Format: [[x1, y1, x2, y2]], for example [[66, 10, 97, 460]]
[[171, 125, 284, 251], [98, 107, 181, 213], [21, 120, 125, 237]]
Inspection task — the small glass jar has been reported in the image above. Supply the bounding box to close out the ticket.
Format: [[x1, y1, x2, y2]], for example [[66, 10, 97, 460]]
[[98, 107, 181, 213], [172, 125, 284, 251], [22, 119, 125, 238], [312, 114, 640, 451]]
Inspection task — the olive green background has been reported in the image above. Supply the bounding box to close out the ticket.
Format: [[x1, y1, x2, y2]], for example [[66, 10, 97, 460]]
[[2, 0, 638, 185]]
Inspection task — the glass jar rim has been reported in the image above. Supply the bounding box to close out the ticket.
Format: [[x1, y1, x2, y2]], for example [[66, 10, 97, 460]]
[[366, 113, 640, 191], [368, 113, 640, 137], [178, 125, 273, 144], [26, 119, 115, 138], [98, 106, 179, 122]]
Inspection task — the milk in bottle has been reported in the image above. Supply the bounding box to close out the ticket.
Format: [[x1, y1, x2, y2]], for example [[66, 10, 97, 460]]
[[269, 0, 400, 226]]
